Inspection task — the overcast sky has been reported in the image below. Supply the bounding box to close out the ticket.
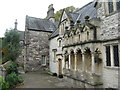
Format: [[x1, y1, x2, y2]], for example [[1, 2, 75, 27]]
[[0, 0, 93, 37]]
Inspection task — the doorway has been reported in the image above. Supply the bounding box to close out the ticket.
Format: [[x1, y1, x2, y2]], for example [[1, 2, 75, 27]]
[[58, 59, 62, 74]]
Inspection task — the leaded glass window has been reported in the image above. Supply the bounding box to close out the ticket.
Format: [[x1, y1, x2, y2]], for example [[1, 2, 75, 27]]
[[117, 0, 120, 10], [108, 0, 114, 13]]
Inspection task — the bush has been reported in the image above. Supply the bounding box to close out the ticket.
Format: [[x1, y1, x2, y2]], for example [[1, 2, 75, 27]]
[[5, 72, 23, 87], [58, 74, 63, 78], [6, 62, 18, 75], [53, 73, 57, 76], [1, 81, 9, 90], [0, 76, 9, 90]]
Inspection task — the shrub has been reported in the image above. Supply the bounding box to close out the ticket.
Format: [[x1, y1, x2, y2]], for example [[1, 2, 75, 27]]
[[0, 76, 9, 90], [5, 72, 23, 88], [53, 73, 57, 76], [6, 62, 18, 75], [1, 81, 9, 90], [58, 74, 63, 78]]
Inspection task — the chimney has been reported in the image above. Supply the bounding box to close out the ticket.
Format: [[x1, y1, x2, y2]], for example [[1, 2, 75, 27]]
[[47, 4, 55, 23], [14, 19, 18, 30]]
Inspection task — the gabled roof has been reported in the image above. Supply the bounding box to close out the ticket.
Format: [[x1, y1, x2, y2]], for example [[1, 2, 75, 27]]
[[70, 13, 79, 22], [63, 10, 79, 22], [26, 15, 57, 32]]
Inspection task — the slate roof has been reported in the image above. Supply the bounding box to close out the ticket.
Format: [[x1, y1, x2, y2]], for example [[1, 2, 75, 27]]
[[70, 13, 79, 22], [49, 29, 59, 39], [26, 16, 57, 32], [50, 1, 97, 39], [75, 1, 97, 24]]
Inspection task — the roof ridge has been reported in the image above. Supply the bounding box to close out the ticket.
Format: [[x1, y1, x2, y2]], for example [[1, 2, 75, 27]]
[[75, 1, 93, 13], [27, 15, 43, 20]]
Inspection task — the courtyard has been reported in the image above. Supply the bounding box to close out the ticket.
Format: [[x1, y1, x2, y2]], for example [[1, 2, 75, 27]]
[[15, 71, 74, 88]]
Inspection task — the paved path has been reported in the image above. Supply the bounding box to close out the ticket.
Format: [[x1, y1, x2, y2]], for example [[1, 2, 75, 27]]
[[16, 71, 73, 88]]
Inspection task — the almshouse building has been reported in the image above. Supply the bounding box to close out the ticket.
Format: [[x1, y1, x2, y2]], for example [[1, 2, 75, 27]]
[[49, 0, 120, 88]]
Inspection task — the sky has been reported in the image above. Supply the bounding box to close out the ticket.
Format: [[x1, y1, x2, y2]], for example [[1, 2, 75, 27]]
[[0, 0, 93, 37]]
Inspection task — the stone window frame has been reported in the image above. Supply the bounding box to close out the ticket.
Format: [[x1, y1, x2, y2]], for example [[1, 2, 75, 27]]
[[60, 20, 67, 35], [105, 43, 120, 68], [41, 55, 46, 66], [58, 40, 61, 47], [104, 0, 120, 16], [52, 49, 57, 62]]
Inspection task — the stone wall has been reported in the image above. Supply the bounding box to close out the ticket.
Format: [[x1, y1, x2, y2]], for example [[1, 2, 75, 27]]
[[25, 30, 52, 71], [96, 1, 120, 88], [49, 36, 59, 74], [16, 41, 25, 69]]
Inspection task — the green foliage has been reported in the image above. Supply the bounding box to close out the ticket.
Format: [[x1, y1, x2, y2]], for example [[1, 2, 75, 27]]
[[5, 72, 23, 87], [0, 38, 3, 60], [6, 62, 18, 75], [2, 29, 21, 63], [54, 6, 79, 21], [0, 76, 9, 90], [1, 81, 9, 90]]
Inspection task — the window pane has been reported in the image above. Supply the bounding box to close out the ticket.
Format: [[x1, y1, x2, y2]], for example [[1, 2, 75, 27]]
[[117, 0, 120, 10], [106, 46, 111, 66], [113, 45, 119, 67], [108, 0, 114, 13], [42, 55, 46, 64]]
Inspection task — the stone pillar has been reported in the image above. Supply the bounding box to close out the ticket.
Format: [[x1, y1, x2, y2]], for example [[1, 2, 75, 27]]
[[63, 55, 66, 69], [110, 45, 114, 67], [91, 53, 95, 73], [74, 53, 77, 71], [82, 53, 85, 72], [69, 54, 71, 69]]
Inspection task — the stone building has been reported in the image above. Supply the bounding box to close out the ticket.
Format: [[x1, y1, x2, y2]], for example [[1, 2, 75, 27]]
[[49, 0, 120, 88], [24, 4, 58, 71]]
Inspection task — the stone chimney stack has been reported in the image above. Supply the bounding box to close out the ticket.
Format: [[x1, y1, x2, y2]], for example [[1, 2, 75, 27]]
[[14, 19, 18, 30], [47, 4, 55, 23]]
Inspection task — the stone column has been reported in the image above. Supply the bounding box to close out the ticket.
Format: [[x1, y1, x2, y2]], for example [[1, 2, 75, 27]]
[[91, 53, 95, 73], [110, 45, 114, 67], [69, 54, 71, 69], [82, 53, 85, 72], [63, 54, 66, 69], [74, 53, 77, 71]]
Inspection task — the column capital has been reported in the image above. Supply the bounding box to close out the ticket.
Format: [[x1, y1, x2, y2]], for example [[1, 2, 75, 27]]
[[74, 52, 77, 55], [81, 52, 85, 55], [91, 52, 95, 55]]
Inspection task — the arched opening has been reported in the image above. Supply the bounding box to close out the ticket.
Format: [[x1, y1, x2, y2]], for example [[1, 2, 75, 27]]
[[58, 58, 62, 74], [76, 49, 82, 72], [94, 48, 102, 74], [87, 31, 89, 40], [84, 48, 92, 73], [64, 51, 69, 69], [70, 50, 75, 70]]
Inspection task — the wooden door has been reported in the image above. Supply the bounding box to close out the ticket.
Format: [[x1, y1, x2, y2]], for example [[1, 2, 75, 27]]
[[58, 59, 62, 74]]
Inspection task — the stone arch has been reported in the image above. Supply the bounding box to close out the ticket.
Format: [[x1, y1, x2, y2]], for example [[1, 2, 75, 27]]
[[75, 47, 81, 54], [75, 29, 81, 35], [76, 49, 82, 72], [84, 47, 92, 73], [94, 48, 102, 74], [70, 50, 75, 70]]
